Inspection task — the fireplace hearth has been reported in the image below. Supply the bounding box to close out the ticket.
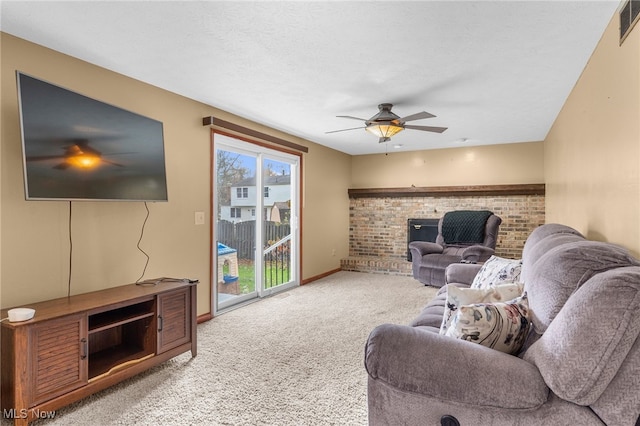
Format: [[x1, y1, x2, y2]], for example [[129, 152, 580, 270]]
[[406, 218, 439, 261]]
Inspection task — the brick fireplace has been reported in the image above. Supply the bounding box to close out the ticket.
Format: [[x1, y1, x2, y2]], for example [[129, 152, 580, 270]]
[[341, 184, 545, 275]]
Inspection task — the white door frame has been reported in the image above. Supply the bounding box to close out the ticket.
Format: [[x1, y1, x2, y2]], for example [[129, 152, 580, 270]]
[[212, 134, 300, 315]]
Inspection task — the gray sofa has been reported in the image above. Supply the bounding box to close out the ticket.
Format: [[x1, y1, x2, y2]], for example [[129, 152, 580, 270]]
[[365, 223, 640, 425]]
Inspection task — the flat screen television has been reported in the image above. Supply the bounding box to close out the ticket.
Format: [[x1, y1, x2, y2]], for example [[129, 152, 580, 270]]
[[16, 71, 168, 201]]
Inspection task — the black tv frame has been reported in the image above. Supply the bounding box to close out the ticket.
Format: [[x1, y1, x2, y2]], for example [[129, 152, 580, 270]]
[[16, 71, 169, 202]]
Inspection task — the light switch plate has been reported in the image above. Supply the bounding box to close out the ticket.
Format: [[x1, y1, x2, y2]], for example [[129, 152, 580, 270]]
[[195, 211, 205, 225]]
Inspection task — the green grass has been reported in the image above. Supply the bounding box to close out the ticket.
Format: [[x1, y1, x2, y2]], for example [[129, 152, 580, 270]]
[[237, 261, 290, 294], [238, 263, 255, 293]]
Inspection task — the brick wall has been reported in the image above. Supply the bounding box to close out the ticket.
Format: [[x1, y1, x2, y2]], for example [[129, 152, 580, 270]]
[[341, 194, 545, 275]]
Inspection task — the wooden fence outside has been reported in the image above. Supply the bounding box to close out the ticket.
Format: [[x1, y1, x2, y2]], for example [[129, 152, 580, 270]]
[[217, 220, 291, 260]]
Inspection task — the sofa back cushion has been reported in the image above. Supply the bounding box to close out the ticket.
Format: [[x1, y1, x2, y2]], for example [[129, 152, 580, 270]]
[[524, 240, 640, 334], [520, 224, 584, 284], [524, 266, 640, 405], [521, 224, 584, 260]]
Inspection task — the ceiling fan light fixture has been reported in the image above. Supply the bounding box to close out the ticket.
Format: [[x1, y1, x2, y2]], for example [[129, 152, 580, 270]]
[[67, 153, 101, 169], [328, 103, 445, 142], [365, 122, 404, 138]]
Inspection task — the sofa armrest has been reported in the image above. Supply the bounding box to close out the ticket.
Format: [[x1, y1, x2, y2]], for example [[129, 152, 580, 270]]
[[445, 263, 483, 286], [365, 324, 548, 409], [409, 241, 443, 257], [461, 245, 495, 262]]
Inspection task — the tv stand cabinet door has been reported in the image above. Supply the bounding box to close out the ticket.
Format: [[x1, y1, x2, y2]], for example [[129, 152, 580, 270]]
[[157, 288, 191, 354], [30, 314, 88, 406]]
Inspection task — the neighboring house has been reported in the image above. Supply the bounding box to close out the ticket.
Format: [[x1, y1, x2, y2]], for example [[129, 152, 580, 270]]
[[220, 174, 291, 223]]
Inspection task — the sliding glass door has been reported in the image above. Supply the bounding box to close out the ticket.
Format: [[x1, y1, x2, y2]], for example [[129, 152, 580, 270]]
[[213, 134, 299, 313]]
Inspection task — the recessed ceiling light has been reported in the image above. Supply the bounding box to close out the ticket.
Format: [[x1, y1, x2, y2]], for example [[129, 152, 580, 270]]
[[393, 144, 403, 149]]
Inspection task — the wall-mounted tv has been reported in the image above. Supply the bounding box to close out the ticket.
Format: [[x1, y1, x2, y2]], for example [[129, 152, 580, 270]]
[[16, 71, 168, 201]]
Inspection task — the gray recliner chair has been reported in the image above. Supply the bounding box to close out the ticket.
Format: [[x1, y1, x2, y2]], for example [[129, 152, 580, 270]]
[[408, 210, 501, 287]]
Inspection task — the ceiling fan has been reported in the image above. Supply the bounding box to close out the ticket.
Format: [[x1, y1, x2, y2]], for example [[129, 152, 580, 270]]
[[327, 103, 447, 143], [26, 139, 126, 170]]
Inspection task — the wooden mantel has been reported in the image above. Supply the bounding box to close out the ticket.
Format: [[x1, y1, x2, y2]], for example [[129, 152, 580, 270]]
[[348, 183, 545, 198]]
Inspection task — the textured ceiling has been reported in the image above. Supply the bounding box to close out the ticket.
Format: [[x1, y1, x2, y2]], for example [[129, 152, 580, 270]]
[[1, 1, 620, 155]]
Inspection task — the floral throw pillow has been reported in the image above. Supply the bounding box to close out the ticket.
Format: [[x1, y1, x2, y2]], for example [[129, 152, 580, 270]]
[[470, 255, 522, 289], [445, 293, 531, 355], [439, 283, 524, 334]]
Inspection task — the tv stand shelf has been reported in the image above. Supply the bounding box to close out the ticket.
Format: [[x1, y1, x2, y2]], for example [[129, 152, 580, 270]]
[[88, 346, 153, 381], [1, 280, 197, 426], [88, 299, 155, 332], [89, 311, 155, 334]]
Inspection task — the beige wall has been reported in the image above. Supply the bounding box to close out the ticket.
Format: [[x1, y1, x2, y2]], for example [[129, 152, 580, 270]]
[[301, 143, 351, 278], [351, 141, 544, 188], [545, 14, 640, 256], [0, 33, 351, 312]]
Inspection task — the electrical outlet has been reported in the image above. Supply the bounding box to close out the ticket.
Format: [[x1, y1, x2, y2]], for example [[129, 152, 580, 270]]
[[332, 249, 336, 256], [194, 211, 205, 225]]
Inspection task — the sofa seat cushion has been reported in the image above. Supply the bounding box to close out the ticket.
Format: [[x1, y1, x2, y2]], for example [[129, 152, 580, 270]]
[[410, 292, 447, 328], [524, 267, 640, 405], [365, 324, 549, 409], [422, 253, 465, 269], [525, 240, 640, 334]]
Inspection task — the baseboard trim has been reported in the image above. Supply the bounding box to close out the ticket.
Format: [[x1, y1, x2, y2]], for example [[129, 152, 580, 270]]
[[302, 268, 342, 285], [197, 312, 213, 323]]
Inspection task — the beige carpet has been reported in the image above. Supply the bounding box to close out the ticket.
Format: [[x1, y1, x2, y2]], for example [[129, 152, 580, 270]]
[[26, 271, 437, 426]]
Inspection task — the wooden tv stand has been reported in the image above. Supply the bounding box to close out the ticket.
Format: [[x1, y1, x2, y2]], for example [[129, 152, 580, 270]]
[[1, 279, 197, 425]]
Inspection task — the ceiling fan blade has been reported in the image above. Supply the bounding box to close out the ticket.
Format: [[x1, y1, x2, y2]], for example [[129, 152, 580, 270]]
[[26, 155, 66, 162], [399, 111, 436, 122], [336, 115, 368, 121], [325, 126, 365, 134], [404, 124, 448, 133], [102, 159, 125, 167]]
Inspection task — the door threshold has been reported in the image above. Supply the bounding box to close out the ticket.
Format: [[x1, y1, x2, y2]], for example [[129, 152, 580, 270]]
[[215, 283, 298, 315]]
